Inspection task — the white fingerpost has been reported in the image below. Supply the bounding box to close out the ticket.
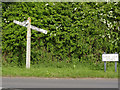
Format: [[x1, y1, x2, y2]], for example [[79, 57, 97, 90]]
[[26, 17, 31, 69], [13, 17, 48, 69]]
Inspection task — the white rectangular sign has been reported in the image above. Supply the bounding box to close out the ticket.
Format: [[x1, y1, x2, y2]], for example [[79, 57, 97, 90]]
[[13, 20, 48, 34], [102, 54, 119, 61]]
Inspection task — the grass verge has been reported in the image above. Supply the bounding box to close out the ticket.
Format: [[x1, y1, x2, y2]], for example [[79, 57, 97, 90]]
[[2, 62, 118, 78]]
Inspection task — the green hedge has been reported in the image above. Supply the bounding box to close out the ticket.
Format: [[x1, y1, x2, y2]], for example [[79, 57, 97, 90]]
[[2, 2, 120, 68]]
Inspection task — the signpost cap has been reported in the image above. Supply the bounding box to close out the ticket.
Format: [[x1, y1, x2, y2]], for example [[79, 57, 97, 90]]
[[28, 17, 31, 23], [104, 52, 106, 54]]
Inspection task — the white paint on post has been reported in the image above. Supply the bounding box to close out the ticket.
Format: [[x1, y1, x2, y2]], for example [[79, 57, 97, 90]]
[[26, 17, 31, 69]]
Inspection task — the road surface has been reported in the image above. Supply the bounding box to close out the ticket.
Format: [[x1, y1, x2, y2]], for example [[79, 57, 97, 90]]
[[2, 77, 118, 88]]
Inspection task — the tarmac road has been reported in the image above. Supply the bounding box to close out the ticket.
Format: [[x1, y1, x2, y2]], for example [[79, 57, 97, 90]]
[[2, 77, 118, 88]]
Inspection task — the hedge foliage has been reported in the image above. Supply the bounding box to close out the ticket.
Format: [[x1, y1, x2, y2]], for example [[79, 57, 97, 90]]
[[2, 2, 120, 67]]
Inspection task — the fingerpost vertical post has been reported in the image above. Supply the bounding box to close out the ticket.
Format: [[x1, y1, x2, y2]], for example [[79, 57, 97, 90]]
[[26, 17, 31, 69]]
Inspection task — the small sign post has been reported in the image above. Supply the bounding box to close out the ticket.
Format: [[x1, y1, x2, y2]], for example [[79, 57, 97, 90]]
[[13, 17, 48, 69], [102, 52, 119, 72], [115, 61, 117, 72], [103, 52, 106, 72], [115, 52, 117, 72]]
